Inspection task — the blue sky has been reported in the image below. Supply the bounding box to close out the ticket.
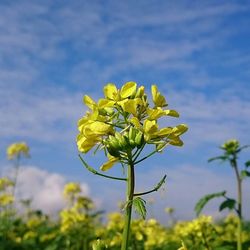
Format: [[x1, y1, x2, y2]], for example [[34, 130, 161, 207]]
[[0, 0, 250, 221]]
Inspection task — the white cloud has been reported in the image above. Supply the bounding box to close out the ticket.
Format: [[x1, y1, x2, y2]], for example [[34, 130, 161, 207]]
[[12, 166, 90, 215]]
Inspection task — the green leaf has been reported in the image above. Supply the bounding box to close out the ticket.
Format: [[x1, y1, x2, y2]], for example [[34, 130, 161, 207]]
[[133, 197, 147, 220], [245, 160, 250, 168], [195, 191, 226, 216], [208, 155, 228, 163], [219, 199, 236, 211], [241, 170, 250, 179]]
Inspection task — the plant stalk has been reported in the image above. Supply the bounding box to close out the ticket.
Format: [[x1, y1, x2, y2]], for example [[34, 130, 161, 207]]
[[232, 157, 242, 250], [121, 159, 135, 250]]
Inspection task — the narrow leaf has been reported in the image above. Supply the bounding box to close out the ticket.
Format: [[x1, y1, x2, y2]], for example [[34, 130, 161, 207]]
[[133, 197, 147, 220], [195, 191, 226, 216], [219, 199, 236, 211], [245, 160, 250, 168], [208, 156, 228, 163], [237, 145, 250, 153], [241, 170, 250, 179]]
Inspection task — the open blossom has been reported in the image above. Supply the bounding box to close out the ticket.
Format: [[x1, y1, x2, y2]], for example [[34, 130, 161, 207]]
[[77, 82, 188, 171], [7, 142, 30, 160]]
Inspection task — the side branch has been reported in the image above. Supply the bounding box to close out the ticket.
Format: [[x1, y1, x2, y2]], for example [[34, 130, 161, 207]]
[[78, 155, 127, 181], [134, 149, 158, 165], [134, 174, 167, 196]]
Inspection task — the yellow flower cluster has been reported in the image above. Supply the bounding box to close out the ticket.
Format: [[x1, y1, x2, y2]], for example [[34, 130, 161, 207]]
[[60, 207, 88, 232], [7, 142, 29, 160], [63, 182, 81, 200], [60, 182, 95, 233], [96, 213, 177, 250], [177, 241, 188, 250], [174, 216, 215, 248], [143, 219, 170, 250], [0, 177, 14, 207], [77, 82, 188, 171], [220, 139, 240, 153], [0, 193, 14, 206], [0, 177, 14, 191], [215, 213, 250, 244]]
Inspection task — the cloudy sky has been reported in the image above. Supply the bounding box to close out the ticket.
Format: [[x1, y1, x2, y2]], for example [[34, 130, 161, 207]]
[[0, 0, 250, 221]]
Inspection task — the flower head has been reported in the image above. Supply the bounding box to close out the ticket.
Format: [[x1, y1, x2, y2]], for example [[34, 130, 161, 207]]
[[220, 139, 240, 154], [77, 82, 188, 171], [7, 142, 29, 160]]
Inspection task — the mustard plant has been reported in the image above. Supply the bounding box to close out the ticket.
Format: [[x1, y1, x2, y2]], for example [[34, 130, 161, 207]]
[[76, 82, 188, 250], [195, 139, 250, 250], [6, 142, 30, 197]]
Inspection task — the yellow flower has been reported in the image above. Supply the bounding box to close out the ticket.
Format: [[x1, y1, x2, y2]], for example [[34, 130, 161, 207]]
[[77, 118, 113, 153], [104, 83, 119, 100], [100, 155, 119, 171], [23, 231, 37, 240], [0, 177, 14, 191], [7, 142, 29, 160], [151, 85, 167, 107], [40, 232, 56, 242], [120, 81, 137, 98], [220, 139, 239, 153], [63, 182, 81, 199], [77, 82, 188, 172], [165, 207, 174, 214], [77, 134, 100, 153], [147, 107, 179, 120], [119, 98, 142, 116], [178, 241, 188, 250], [104, 81, 137, 101], [0, 194, 14, 206]]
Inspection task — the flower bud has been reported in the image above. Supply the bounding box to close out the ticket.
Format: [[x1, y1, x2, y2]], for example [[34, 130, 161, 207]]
[[135, 131, 144, 148]]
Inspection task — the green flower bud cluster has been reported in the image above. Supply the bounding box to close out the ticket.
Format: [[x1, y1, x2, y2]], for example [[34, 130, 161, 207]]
[[127, 127, 144, 149], [104, 127, 144, 157]]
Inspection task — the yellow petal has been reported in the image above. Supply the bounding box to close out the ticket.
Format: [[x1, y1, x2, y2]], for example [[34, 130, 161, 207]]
[[130, 117, 141, 128], [156, 127, 173, 137], [143, 119, 158, 134], [119, 98, 142, 116], [76, 134, 98, 153], [78, 117, 89, 132], [135, 86, 145, 98], [169, 137, 184, 146], [147, 108, 179, 120], [165, 109, 179, 117], [147, 107, 165, 120], [98, 99, 115, 109], [100, 156, 118, 171], [87, 121, 113, 136], [120, 82, 137, 99], [103, 83, 118, 100], [172, 124, 188, 136], [83, 95, 96, 110], [151, 85, 167, 107]]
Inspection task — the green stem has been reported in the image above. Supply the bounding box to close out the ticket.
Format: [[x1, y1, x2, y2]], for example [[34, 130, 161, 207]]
[[132, 143, 145, 162], [12, 155, 20, 197], [231, 157, 242, 250], [121, 156, 135, 250], [79, 155, 127, 181], [134, 149, 158, 165]]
